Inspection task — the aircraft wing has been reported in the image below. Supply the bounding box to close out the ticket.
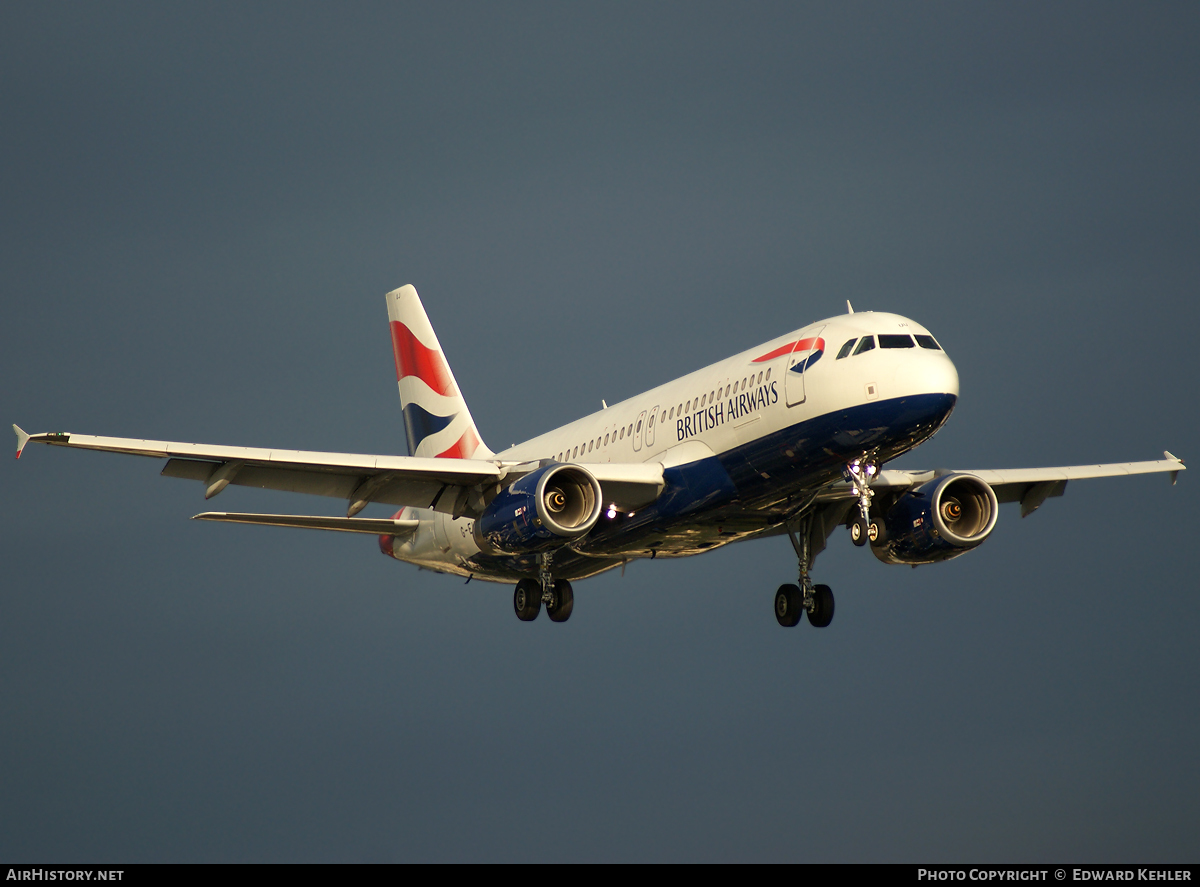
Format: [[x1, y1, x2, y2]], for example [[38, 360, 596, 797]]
[[13, 426, 664, 517], [815, 453, 1185, 516]]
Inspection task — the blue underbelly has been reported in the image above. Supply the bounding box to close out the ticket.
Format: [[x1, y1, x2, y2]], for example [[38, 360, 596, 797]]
[[467, 392, 956, 580]]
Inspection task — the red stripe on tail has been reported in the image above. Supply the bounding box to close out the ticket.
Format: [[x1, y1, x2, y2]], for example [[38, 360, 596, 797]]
[[390, 321, 456, 396], [436, 428, 481, 459]]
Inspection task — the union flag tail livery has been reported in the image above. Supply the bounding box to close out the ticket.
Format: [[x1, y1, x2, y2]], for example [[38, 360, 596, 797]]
[[386, 285, 493, 460], [14, 283, 1184, 628]]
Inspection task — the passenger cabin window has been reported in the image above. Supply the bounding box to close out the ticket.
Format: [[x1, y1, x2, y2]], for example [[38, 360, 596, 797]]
[[836, 338, 857, 359], [853, 337, 875, 355], [915, 334, 941, 350], [879, 334, 915, 348]]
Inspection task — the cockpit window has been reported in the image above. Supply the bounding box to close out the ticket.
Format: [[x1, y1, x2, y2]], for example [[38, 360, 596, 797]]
[[853, 336, 876, 355], [915, 334, 941, 350], [836, 338, 857, 360], [879, 334, 915, 348]]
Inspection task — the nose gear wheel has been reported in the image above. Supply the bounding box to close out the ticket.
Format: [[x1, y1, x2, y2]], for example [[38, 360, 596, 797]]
[[845, 456, 880, 548]]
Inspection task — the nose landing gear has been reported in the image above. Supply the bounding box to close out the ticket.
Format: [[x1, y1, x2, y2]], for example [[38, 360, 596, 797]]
[[849, 518, 881, 546], [845, 456, 881, 547]]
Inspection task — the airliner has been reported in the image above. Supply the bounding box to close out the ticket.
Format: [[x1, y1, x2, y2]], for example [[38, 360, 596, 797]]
[[13, 285, 1185, 627]]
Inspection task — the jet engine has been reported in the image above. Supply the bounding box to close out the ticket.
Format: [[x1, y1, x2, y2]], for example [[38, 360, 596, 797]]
[[872, 473, 999, 565], [474, 463, 603, 554]]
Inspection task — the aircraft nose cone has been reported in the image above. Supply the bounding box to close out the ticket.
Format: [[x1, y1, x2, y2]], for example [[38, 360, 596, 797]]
[[897, 348, 959, 399], [935, 353, 960, 398]]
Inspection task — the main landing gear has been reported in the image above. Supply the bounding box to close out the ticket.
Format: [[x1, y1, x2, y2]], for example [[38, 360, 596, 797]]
[[845, 456, 882, 547], [776, 513, 836, 629], [514, 551, 574, 623]]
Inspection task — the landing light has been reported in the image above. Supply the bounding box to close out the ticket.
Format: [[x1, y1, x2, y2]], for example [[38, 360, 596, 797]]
[[848, 461, 877, 478]]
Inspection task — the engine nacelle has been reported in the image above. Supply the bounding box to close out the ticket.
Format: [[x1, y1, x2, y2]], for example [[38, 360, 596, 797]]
[[872, 473, 999, 565], [474, 463, 603, 555]]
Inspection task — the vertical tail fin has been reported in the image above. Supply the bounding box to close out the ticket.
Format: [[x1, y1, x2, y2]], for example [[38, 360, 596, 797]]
[[386, 285, 494, 460]]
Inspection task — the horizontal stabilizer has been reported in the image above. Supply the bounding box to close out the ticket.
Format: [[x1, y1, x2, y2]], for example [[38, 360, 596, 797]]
[[193, 512, 420, 536]]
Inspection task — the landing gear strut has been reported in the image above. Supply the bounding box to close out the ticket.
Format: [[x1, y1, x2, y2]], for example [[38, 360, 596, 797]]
[[845, 456, 881, 547], [778, 512, 835, 628], [538, 550, 554, 602]]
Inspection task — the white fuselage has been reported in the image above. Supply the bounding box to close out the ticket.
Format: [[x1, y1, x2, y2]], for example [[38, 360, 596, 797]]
[[384, 311, 960, 580]]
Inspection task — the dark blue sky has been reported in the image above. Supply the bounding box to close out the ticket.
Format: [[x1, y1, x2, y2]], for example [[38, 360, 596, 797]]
[[3, 2, 1198, 861]]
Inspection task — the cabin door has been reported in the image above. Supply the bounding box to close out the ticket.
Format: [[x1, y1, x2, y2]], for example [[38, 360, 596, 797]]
[[784, 326, 825, 408]]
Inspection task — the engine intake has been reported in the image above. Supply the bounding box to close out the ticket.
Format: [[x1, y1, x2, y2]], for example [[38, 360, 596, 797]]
[[873, 473, 998, 565], [474, 463, 603, 554]]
